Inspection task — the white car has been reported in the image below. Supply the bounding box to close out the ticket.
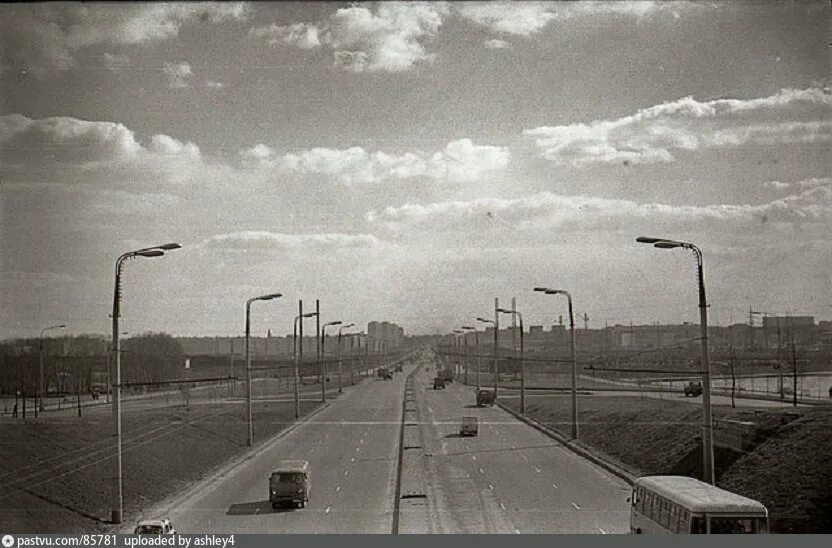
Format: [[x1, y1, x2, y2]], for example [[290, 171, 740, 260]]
[[134, 518, 177, 534]]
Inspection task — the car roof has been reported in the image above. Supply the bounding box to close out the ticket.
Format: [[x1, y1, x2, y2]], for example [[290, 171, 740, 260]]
[[136, 519, 167, 526], [272, 460, 310, 473], [634, 476, 767, 514]]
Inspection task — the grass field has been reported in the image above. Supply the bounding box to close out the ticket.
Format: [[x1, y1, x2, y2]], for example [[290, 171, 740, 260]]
[[0, 397, 322, 533], [502, 394, 832, 533]]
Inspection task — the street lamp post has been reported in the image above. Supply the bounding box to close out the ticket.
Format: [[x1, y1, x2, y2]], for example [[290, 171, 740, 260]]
[[337, 324, 355, 393], [293, 304, 318, 418], [38, 324, 66, 416], [534, 287, 578, 439], [636, 236, 715, 485], [320, 321, 342, 402], [497, 308, 524, 415], [111, 242, 181, 524], [246, 293, 282, 447], [477, 316, 497, 396]]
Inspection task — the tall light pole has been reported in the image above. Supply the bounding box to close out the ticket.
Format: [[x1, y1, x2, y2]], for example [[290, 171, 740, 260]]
[[38, 324, 66, 415], [337, 323, 355, 393], [535, 287, 578, 439], [111, 242, 180, 524], [636, 236, 715, 485], [463, 326, 481, 390], [477, 316, 498, 396], [294, 308, 318, 419], [497, 308, 524, 415], [246, 293, 282, 447], [320, 320, 342, 402]]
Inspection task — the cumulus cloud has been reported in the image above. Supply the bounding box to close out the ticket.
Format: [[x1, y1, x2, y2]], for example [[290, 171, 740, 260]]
[[0, 114, 205, 185], [240, 139, 509, 184], [524, 87, 832, 166], [163, 61, 193, 88], [250, 2, 449, 73], [0, 3, 250, 75], [367, 188, 832, 238], [249, 22, 323, 49]]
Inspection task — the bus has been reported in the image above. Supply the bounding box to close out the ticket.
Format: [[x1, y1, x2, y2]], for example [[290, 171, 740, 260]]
[[629, 476, 769, 534]]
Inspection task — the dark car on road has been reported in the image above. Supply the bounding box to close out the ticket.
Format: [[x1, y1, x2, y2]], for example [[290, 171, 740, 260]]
[[684, 381, 703, 397], [434, 377, 446, 390]]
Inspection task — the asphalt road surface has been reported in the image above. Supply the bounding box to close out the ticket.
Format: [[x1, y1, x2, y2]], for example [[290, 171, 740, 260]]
[[131, 356, 631, 533], [412, 370, 630, 533]]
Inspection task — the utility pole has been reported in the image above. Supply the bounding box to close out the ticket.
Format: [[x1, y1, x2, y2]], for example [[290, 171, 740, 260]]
[[316, 299, 321, 385], [791, 337, 798, 408], [494, 298, 500, 396]]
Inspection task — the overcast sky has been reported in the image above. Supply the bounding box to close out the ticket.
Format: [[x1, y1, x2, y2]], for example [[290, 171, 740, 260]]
[[1, 1, 830, 338]]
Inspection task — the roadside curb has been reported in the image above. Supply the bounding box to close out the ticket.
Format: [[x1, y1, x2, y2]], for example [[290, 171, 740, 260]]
[[119, 400, 332, 531], [496, 401, 638, 486]]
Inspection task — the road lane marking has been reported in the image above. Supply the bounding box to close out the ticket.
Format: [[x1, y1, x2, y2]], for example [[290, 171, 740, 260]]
[[572, 502, 581, 510], [534, 467, 541, 473], [597, 528, 607, 534], [356, 447, 360, 452], [488, 484, 494, 490], [514, 529, 521, 534], [350, 458, 355, 462], [499, 503, 506, 511], [325, 506, 331, 514], [479, 468, 484, 474], [521, 455, 528, 461], [552, 483, 559, 489], [360, 438, 364, 444], [345, 470, 349, 477], [472, 455, 477, 461], [336, 485, 341, 492]]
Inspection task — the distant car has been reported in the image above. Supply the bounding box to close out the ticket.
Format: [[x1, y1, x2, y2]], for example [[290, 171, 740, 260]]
[[383, 370, 393, 380], [434, 377, 446, 390], [134, 518, 176, 534], [684, 381, 703, 397], [476, 389, 496, 407], [460, 416, 479, 437]]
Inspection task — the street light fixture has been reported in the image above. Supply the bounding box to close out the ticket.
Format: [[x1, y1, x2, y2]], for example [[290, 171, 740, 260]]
[[497, 308, 525, 415], [246, 293, 283, 448], [320, 321, 342, 403], [111, 242, 180, 524], [337, 323, 355, 393], [635, 236, 714, 484], [38, 324, 66, 416], [534, 287, 578, 439]]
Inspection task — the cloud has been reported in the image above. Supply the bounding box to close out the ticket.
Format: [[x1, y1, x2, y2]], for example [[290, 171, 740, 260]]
[[456, 1, 662, 37], [240, 139, 509, 183], [251, 2, 450, 73], [763, 177, 831, 191], [483, 39, 511, 49], [163, 61, 193, 88], [524, 87, 832, 166], [205, 80, 224, 89], [0, 3, 250, 75], [249, 22, 323, 49], [102, 52, 130, 72], [201, 231, 382, 251], [367, 188, 832, 239]]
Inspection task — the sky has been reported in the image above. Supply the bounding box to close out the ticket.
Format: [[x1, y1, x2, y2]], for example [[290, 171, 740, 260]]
[[1, 1, 830, 338]]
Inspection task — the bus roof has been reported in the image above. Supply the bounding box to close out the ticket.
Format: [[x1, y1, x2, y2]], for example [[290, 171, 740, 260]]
[[634, 476, 767, 515], [272, 460, 309, 474]]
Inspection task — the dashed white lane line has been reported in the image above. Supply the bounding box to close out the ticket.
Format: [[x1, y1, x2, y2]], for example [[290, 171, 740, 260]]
[[350, 458, 355, 463], [521, 455, 528, 461], [325, 506, 331, 514], [360, 438, 364, 444], [533, 467, 541, 473], [488, 484, 494, 490], [597, 528, 607, 534], [552, 483, 559, 489], [572, 502, 581, 510], [478, 468, 484, 474], [472, 455, 477, 461], [344, 470, 350, 477], [499, 503, 507, 511], [336, 486, 341, 493], [355, 447, 360, 452]]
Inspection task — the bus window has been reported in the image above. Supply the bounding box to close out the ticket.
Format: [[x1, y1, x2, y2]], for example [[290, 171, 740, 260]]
[[691, 516, 706, 534], [709, 517, 763, 534]]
